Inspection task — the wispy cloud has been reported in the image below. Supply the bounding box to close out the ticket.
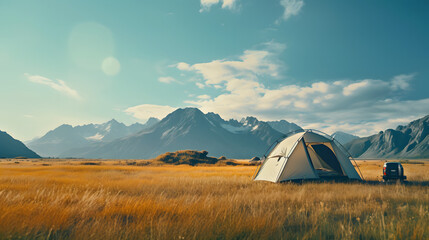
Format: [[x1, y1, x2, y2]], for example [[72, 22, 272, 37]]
[[158, 76, 182, 84], [200, 0, 238, 12], [173, 43, 428, 136], [197, 94, 211, 100], [199, 0, 303, 24], [276, 0, 304, 23], [391, 73, 414, 90], [25, 73, 80, 99], [176, 41, 285, 85], [196, 82, 205, 89], [125, 104, 176, 121]]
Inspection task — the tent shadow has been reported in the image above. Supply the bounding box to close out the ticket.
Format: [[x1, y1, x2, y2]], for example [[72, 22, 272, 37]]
[[280, 178, 362, 184], [279, 179, 429, 187], [362, 180, 429, 187]]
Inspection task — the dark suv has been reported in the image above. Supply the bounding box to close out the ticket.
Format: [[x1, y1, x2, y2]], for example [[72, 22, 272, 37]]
[[383, 162, 406, 182]]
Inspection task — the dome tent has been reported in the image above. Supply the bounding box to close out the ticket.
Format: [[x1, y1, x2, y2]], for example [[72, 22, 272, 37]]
[[253, 130, 363, 182]]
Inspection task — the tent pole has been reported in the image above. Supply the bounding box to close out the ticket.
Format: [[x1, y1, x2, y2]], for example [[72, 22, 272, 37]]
[[351, 157, 365, 181], [252, 159, 263, 180]]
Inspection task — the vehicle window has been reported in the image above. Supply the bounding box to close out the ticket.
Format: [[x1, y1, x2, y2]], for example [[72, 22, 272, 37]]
[[386, 163, 398, 171]]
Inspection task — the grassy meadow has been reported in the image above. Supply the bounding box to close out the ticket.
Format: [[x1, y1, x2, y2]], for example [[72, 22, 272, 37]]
[[0, 159, 428, 239]]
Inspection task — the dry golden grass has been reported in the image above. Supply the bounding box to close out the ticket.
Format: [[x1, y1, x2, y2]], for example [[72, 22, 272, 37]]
[[0, 159, 428, 239]]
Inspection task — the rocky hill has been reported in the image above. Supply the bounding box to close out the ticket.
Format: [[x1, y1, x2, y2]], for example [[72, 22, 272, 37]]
[[345, 115, 429, 158]]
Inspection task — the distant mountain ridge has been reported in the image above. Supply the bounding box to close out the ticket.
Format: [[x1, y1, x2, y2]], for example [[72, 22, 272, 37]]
[[345, 115, 429, 159], [0, 131, 40, 158], [27, 118, 159, 157], [26, 108, 429, 159], [266, 120, 302, 134], [60, 108, 302, 159], [332, 131, 359, 145]]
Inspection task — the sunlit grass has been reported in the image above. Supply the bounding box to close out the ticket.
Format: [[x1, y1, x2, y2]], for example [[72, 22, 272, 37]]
[[0, 159, 427, 239]]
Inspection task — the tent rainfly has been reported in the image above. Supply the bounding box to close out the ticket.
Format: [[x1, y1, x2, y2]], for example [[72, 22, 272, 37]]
[[253, 130, 362, 182]]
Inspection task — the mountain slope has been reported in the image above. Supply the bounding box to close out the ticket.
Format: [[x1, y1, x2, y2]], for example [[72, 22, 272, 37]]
[[346, 115, 429, 158], [0, 131, 40, 158], [332, 131, 359, 145], [28, 118, 159, 157], [267, 120, 302, 134], [64, 108, 286, 159]]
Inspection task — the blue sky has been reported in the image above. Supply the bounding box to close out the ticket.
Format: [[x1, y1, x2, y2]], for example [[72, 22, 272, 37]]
[[1, 0, 428, 140]]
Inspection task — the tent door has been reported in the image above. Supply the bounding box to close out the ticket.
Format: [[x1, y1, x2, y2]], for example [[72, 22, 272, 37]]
[[307, 143, 345, 178]]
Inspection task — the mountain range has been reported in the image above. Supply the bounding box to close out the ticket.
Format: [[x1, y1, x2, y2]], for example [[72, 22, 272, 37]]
[[11, 107, 429, 159], [345, 115, 429, 159], [25, 108, 301, 159], [0, 131, 40, 158], [27, 118, 159, 157], [58, 108, 302, 159], [265, 120, 301, 135], [332, 131, 359, 145]]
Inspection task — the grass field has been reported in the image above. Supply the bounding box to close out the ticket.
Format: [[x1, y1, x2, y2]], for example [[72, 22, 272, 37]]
[[0, 159, 428, 239]]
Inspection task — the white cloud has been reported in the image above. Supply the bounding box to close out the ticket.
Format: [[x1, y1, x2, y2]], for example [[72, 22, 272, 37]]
[[176, 62, 192, 71], [25, 73, 80, 99], [200, 0, 238, 12], [197, 94, 211, 99], [221, 0, 236, 9], [303, 99, 429, 136], [391, 73, 414, 90], [125, 104, 176, 121], [196, 82, 205, 89], [199, 1, 302, 24], [174, 44, 428, 137], [158, 76, 181, 84], [277, 0, 304, 23], [177, 43, 284, 86], [343, 80, 370, 96]]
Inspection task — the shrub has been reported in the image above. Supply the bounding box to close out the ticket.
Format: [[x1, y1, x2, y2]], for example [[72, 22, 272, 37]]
[[224, 160, 237, 166], [80, 162, 101, 166], [136, 161, 151, 166], [154, 150, 218, 166]]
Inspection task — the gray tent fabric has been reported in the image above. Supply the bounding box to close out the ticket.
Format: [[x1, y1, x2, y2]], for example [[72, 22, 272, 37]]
[[330, 142, 361, 179], [254, 130, 362, 182], [254, 132, 304, 182], [277, 140, 319, 181]]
